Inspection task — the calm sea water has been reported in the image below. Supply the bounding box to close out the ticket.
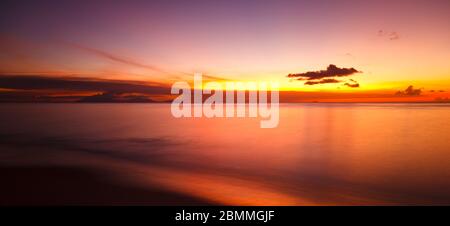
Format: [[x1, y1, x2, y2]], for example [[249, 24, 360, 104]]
[[1, 103, 450, 205]]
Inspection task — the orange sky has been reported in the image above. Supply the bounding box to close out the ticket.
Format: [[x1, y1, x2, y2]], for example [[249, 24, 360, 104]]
[[0, 0, 449, 102]]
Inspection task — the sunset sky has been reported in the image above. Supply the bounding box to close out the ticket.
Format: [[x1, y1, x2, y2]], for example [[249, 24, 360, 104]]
[[1, 0, 449, 102]]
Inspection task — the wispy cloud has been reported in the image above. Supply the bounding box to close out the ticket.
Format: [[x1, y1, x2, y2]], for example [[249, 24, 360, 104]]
[[378, 30, 400, 40], [69, 43, 170, 74], [69, 43, 231, 82]]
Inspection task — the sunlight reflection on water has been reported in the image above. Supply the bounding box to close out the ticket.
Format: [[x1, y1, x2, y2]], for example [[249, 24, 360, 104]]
[[1, 103, 450, 205]]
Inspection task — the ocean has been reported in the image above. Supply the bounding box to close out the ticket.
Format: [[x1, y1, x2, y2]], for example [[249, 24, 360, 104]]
[[1, 103, 449, 205]]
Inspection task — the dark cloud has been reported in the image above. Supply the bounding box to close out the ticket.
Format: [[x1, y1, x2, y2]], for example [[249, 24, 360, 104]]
[[288, 64, 360, 80], [344, 83, 359, 88], [430, 90, 445, 93], [304, 78, 340, 85], [344, 79, 360, 88], [0, 75, 171, 102], [287, 64, 361, 87], [396, 85, 422, 96], [0, 75, 169, 94], [78, 92, 158, 103], [435, 97, 450, 103], [0, 74, 230, 103]]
